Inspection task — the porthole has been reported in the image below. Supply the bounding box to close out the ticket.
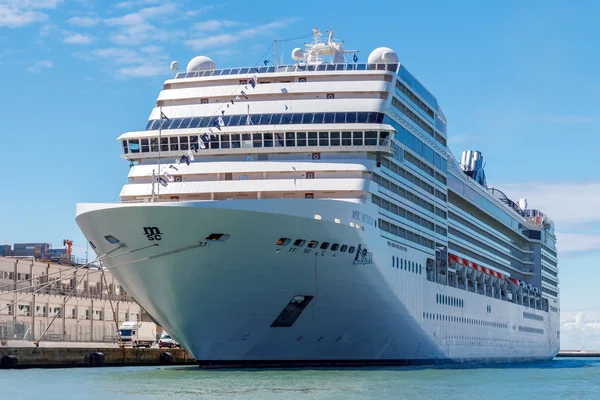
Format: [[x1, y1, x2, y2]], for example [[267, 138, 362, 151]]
[[320, 242, 330, 250], [348, 246, 355, 254], [331, 243, 339, 251], [340, 245, 348, 252], [293, 239, 306, 247], [307, 240, 319, 248]]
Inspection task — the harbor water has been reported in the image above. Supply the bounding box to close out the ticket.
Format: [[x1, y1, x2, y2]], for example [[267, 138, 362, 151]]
[[2, 358, 599, 399]]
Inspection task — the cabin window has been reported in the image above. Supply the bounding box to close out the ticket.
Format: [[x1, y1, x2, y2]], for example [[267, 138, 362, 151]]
[[293, 239, 306, 247], [330, 243, 339, 251], [348, 246, 355, 254], [307, 241, 319, 248], [276, 238, 291, 246], [320, 242, 330, 250], [340, 245, 348, 252]]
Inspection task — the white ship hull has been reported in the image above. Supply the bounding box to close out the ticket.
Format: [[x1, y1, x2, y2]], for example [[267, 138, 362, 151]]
[[76, 199, 559, 366]]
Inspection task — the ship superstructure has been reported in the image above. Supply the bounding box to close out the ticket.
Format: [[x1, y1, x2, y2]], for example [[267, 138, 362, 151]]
[[76, 29, 559, 366]]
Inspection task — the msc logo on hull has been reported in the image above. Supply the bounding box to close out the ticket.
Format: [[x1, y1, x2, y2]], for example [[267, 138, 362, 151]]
[[143, 227, 162, 241]]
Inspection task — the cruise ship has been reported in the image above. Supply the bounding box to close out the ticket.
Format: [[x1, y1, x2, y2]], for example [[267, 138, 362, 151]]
[[76, 29, 560, 366]]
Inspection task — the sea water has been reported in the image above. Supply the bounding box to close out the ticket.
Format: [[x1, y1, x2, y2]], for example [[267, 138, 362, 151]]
[[1, 358, 598, 400]]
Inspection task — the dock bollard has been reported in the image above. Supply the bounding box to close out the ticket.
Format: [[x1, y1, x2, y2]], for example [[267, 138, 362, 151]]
[[0, 355, 18, 369], [89, 352, 105, 367], [160, 352, 174, 365]]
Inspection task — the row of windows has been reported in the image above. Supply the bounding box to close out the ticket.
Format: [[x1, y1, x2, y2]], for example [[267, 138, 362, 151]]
[[145, 112, 386, 131], [379, 218, 435, 250], [448, 211, 526, 260], [383, 116, 447, 173], [423, 312, 508, 329], [174, 62, 399, 79], [398, 65, 438, 111], [436, 293, 463, 308], [523, 311, 544, 322], [372, 194, 444, 235], [518, 326, 544, 334], [542, 276, 559, 287], [124, 131, 390, 154], [542, 244, 557, 258], [392, 256, 422, 274], [541, 266, 558, 277], [373, 174, 436, 215], [276, 238, 357, 254], [541, 254, 558, 267], [395, 80, 434, 119], [391, 97, 447, 147], [381, 157, 436, 199], [448, 226, 523, 271]]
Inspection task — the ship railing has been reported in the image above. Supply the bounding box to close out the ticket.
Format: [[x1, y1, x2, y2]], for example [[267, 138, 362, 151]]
[[174, 63, 399, 79]]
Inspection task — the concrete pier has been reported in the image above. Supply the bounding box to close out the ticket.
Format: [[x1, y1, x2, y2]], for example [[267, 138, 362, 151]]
[[556, 351, 600, 358], [0, 347, 196, 369]]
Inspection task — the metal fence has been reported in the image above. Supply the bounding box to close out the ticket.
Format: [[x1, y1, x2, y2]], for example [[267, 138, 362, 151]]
[[0, 320, 118, 343]]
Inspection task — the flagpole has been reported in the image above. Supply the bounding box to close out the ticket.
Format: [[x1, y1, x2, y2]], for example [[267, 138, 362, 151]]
[[157, 106, 162, 201]]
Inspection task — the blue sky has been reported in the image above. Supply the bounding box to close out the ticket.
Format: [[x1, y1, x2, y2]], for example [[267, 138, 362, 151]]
[[1, 0, 599, 348]]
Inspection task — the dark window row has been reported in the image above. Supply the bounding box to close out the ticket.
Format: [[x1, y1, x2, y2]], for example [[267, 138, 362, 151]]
[[435, 189, 447, 202], [384, 116, 447, 173], [448, 226, 521, 268], [381, 157, 435, 196], [542, 244, 557, 258], [372, 194, 441, 234], [398, 65, 438, 111], [124, 131, 389, 154], [404, 151, 444, 185], [436, 293, 463, 308], [145, 112, 386, 131], [518, 326, 544, 334], [541, 254, 557, 267], [392, 256, 422, 274], [541, 266, 558, 277], [391, 97, 447, 147], [395, 80, 434, 119], [448, 211, 525, 259], [542, 276, 559, 287], [379, 218, 435, 250], [175, 62, 398, 79], [523, 311, 544, 322], [424, 312, 508, 329], [276, 238, 356, 254], [373, 173, 435, 214]]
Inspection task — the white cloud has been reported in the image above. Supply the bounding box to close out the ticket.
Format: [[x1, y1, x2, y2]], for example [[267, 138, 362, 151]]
[[0, 0, 61, 28], [561, 310, 600, 350], [194, 19, 239, 32], [66, 16, 99, 27], [75, 47, 167, 78], [27, 59, 53, 73], [104, 3, 183, 46], [140, 44, 162, 54], [0, 5, 47, 28], [500, 182, 600, 226], [118, 64, 164, 77], [185, 18, 300, 51], [64, 32, 93, 45]]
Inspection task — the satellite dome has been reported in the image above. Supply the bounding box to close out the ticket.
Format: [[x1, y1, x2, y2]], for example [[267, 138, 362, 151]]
[[367, 47, 399, 64], [186, 56, 216, 73], [291, 47, 304, 61]]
